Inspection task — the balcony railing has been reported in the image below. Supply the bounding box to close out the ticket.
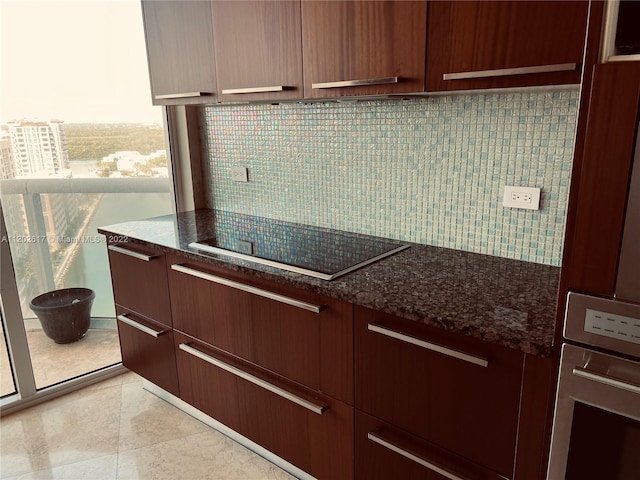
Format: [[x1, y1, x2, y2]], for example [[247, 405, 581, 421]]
[[0, 177, 172, 321], [0, 177, 171, 194]]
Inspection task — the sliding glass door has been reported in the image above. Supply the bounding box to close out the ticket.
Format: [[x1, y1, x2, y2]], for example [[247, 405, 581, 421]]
[[0, 0, 175, 404]]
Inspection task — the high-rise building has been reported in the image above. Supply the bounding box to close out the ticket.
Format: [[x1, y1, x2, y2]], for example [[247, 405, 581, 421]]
[[1, 120, 79, 303], [6, 120, 70, 177], [0, 132, 16, 180], [0, 131, 27, 241]]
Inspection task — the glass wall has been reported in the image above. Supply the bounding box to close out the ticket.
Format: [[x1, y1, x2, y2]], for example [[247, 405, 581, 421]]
[[1, 1, 174, 392]]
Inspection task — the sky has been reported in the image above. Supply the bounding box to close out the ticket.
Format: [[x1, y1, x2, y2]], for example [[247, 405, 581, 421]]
[[1, 0, 161, 124]]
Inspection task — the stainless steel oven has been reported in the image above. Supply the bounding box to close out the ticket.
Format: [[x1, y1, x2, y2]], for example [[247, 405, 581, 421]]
[[547, 294, 640, 479], [547, 111, 640, 478]]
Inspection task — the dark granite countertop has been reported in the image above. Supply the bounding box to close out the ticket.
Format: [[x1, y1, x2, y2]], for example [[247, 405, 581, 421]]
[[98, 209, 560, 357]]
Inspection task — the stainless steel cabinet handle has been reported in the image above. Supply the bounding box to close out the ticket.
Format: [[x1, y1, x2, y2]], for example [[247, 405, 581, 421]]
[[179, 343, 328, 415], [170, 264, 324, 313], [572, 367, 640, 395], [108, 245, 158, 262], [368, 432, 466, 480], [117, 314, 166, 338], [442, 63, 577, 81], [312, 76, 399, 89], [221, 86, 286, 95], [154, 92, 213, 100], [368, 323, 490, 367]]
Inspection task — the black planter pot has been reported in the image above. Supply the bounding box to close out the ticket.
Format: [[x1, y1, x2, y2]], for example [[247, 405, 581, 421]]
[[29, 288, 95, 344]]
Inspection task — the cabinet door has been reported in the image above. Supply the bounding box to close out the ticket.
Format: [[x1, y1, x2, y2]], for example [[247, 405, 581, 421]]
[[301, 0, 427, 98], [175, 332, 354, 480], [356, 411, 509, 480], [355, 306, 524, 477], [167, 255, 353, 403], [116, 307, 179, 396], [142, 0, 217, 105], [212, 1, 303, 102], [426, 1, 589, 91], [563, 62, 640, 297], [106, 242, 172, 327]]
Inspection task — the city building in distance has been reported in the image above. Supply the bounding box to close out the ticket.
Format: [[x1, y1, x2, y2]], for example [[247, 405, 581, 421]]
[[5, 120, 70, 177]]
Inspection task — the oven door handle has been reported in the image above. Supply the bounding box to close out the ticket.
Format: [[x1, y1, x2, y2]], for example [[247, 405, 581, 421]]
[[572, 367, 640, 395]]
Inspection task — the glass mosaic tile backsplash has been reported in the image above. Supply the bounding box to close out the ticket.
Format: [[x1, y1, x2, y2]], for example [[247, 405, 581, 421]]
[[200, 90, 579, 266]]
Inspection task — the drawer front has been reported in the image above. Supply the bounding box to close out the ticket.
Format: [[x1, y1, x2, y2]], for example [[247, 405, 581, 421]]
[[107, 243, 172, 326], [174, 332, 354, 480], [355, 307, 523, 477], [168, 256, 353, 403], [116, 307, 179, 396], [356, 411, 509, 480]]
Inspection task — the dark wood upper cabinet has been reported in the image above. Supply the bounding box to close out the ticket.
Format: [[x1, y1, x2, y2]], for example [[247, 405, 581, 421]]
[[301, 0, 427, 98], [211, 1, 303, 103], [562, 62, 640, 297], [142, 0, 217, 105], [426, 1, 590, 91]]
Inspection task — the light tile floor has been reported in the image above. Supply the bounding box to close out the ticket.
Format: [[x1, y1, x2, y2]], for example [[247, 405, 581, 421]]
[[0, 371, 297, 480]]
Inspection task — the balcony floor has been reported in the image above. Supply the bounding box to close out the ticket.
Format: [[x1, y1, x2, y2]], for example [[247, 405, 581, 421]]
[[1, 327, 121, 395]]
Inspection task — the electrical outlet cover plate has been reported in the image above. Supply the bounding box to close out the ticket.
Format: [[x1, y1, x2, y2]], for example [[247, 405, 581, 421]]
[[502, 186, 541, 210], [236, 240, 253, 255], [231, 167, 248, 182]]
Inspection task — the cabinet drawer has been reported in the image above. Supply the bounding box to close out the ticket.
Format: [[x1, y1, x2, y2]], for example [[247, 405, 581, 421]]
[[174, 332, 354, 480], [116, 307, 179, 396], [167, 255, 353, 403], [107, 243, 172, 326], [355, 307, 523, 477], [356, 411, 509, 480]]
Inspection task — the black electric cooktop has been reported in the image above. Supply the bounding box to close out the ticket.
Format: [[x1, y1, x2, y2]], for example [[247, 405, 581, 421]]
[[188, 212, 409, 280]]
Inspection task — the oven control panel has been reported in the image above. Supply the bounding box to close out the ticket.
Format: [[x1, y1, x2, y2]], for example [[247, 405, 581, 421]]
[[585, 309, 640, 345], [565, 292, 640, 359]]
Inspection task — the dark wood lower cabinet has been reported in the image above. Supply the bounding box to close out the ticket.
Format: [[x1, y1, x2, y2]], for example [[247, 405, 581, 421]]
[[105, 243, 556, 479], [355, 306, 524, 477], [167, 255, 353, 403], [107, 242, 172, 327], [116, 307, 179, 396], [174, 332, 354, 480], [356, 411, 509, 480]]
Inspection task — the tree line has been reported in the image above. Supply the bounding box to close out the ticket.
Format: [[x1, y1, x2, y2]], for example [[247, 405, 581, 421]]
[[65, 123, 165, 161]]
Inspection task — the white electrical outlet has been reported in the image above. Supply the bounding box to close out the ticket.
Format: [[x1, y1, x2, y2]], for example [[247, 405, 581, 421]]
[[231, 167, 248, 182], [503, 186, 541, 210]]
